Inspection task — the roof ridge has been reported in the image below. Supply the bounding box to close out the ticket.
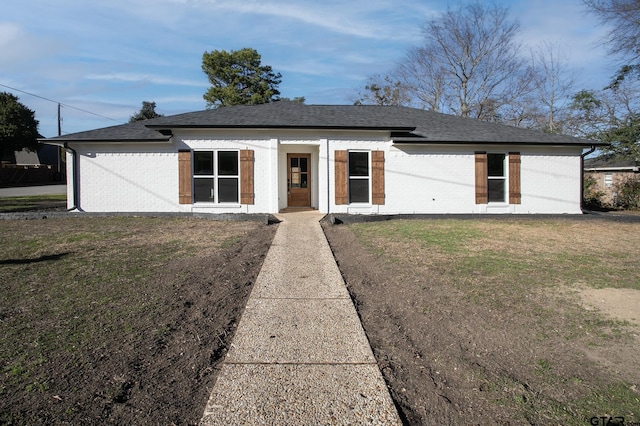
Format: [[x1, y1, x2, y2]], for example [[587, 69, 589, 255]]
[[40, 104, 601, 147]]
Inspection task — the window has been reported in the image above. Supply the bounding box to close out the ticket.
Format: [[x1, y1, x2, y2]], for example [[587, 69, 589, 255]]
[[487, 153, 506, 202], [193, 151, 239, 203], [604, 174, 613, 188], [475, 152, 520, 205], [335, 150, 385, 206], [290, 156, 308, 188], [348, 151, 369, 203]]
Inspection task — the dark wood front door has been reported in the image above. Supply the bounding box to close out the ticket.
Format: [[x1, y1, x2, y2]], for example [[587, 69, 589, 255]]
[[287, 153, 311, 207]]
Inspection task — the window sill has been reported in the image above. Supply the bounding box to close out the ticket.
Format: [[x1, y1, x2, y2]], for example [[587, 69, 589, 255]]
[[347, 204, 374, 214], [192, 203, 242, 208]]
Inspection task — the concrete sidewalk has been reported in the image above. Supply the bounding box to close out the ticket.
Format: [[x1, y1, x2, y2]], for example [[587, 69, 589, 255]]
[[0, 184, 66, 197], [200, 210, 401, 425]]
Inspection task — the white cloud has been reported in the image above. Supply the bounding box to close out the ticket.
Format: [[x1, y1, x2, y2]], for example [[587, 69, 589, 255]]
[[184, 0, 428, 41], [0, 22, 61, 69], [85, 72, 205, 88]]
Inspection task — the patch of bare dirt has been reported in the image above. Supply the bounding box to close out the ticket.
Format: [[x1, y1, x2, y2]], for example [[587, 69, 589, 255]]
[[322, 221, 639, 425], [1, 219, 277, 425], [580, 288, 640, 326], [579, 288, 640, 384]]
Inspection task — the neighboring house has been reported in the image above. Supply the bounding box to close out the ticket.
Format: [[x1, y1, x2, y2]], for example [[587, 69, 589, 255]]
[[12, 148, 41, 166], [584, 157, 639, 206], [41, 103, 601, 214], [0, 145, 61, 184]]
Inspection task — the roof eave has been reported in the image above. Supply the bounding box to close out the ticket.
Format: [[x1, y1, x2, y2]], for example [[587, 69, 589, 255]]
[[39, 137, 172, 145], [145, 124, 416, 132], [585, 166, 640, 172], [392, 139, 606, 147]]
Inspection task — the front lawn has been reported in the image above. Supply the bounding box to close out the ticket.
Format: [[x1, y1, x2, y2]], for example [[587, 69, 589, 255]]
[[324, 217, 640, 425], [0, 217, 275, 424], [0, 194, 67, 212]]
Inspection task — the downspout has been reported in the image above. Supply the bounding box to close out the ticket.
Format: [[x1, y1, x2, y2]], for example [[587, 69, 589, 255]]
[[64, 142, 80, 211], [326, 139, 330, 215], [580, 145, 597, 213]]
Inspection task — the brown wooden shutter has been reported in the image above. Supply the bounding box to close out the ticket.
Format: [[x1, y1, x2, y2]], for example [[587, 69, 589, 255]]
[[371, 150, 385, 205], [475, 152, 488, 204], [178, 150, 192, 204], [240, 149, 255, 205], [335, 150, 348, 205], [509, 152, 521, 204]]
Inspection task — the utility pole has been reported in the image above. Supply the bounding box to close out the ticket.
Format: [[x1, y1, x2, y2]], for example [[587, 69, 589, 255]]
[[57, 103, 62, 178], [58, 103, 62, 136]]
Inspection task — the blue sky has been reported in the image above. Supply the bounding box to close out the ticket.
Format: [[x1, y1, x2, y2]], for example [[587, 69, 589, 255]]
[[1, 0, 614, 137]]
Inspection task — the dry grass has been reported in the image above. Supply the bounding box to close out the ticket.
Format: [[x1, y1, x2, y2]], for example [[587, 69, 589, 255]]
[[346, 217, 640, 424], [353, 218, 640, 291]]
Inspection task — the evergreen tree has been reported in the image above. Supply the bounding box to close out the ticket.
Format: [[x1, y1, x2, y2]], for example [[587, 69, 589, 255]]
[[0, 92, 39, 159], [202, 48, 281, 108]]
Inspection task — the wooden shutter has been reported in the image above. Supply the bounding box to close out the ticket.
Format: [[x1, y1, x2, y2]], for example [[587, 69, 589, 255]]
[[240, 149, 255, 205], [335, 150, 348, 205], [509, 152, 521, 204], [178, 150, 192, 204], [475, 152, 488, 204], [371, 150, 385, 205]]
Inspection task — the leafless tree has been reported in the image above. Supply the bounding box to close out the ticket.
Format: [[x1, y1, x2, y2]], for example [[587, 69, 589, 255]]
[[353, 75, 411, 106], [495, 65, 540, 129], [583, 0, 640, 62], [530, 42, 576, 133], [396, 2, 528, 121], [395, 47, 447, 111]]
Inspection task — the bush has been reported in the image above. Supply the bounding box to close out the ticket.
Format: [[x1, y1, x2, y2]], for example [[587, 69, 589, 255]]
[[583, 175, 606, 209], [615, 176, 640, 210]]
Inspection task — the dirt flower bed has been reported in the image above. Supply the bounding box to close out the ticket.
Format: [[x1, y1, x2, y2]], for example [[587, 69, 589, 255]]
[[323, 217, 640, 425], [0, 217, 276, 425]]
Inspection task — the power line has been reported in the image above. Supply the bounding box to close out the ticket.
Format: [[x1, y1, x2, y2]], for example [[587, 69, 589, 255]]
[[0, 82, 125, 124]]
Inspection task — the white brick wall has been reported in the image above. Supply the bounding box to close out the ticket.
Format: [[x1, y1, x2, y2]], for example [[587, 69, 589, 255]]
[[72, 144, 180, 212], [383, 146, 476, 214], [517, 151, 582, 214], [327, 144, 583, 215], [67, 131, 584, 214]]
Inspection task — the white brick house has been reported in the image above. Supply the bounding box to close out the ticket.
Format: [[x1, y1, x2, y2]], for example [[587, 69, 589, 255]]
[[41, 103, 601, 215]]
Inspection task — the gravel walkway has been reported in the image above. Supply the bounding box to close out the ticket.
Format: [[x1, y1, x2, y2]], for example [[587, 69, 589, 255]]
[[199, 210, 400, 425]]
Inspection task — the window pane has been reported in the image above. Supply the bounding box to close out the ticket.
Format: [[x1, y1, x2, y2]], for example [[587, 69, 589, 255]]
[[488, 179, 505, 202], [300, 157, 308, 172], [290, 169, 300, 188], [349, 179, 369, 203], [218, 151, 238, 176], [488, 154, 505, 177], [604, 174, 613, 187], [291, 158, 298, 168], [194, 178, 214, 202], [218, 178, 239, 202], [301, 173, 308, 188], [349, 152, 369, 177], [194, 152, 213, 175]]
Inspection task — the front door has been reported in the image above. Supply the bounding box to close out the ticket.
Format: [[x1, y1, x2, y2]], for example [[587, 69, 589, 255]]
[[287, 153, 311, 207]]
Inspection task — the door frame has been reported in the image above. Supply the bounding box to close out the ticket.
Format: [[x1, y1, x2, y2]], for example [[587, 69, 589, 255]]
[[287, 153, 311, 207]]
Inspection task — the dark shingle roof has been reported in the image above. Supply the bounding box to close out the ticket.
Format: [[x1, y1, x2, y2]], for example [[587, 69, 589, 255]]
[[40, 120, 171, 143], [584, 156, 639, 169], [41, 103, 601, 146]]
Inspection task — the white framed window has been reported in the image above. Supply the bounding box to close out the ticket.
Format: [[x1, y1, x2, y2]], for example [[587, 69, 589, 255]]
[[487, 153, 506, 202], [193, 150, 239, 203], [348, 151, 370, 203]]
